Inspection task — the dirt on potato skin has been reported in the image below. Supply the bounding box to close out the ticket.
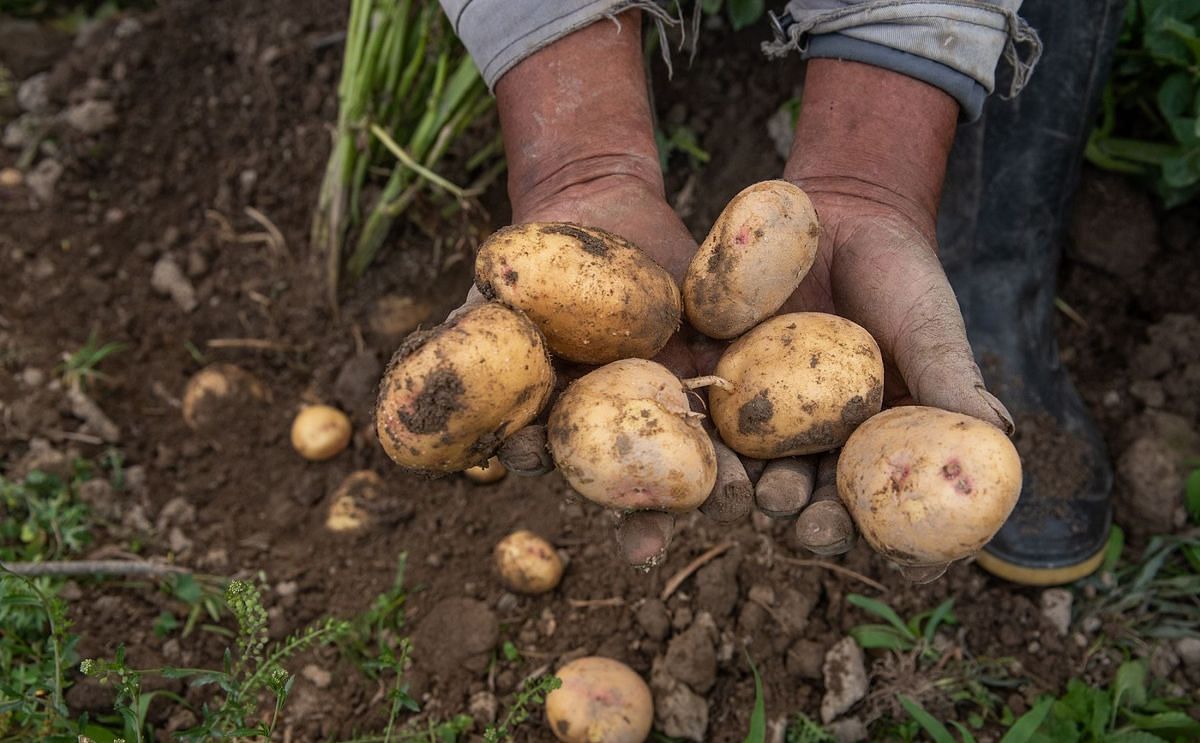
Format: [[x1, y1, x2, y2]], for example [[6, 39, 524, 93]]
[[1, 4, 1198, 742]]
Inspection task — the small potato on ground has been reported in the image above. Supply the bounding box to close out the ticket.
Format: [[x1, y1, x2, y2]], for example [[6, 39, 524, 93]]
[[291, 404, 352, 461], [837, 406, 1022, 568], [475, 222, 681, 364], [464, 456, 507, 484], [546, 656, 653, 743], [182, 363, 268, 431], [547, 359, 716, 513], [710, 312, 884, 458], [375, 302, 555, 473], [326, 470, 384, 533], [494, 529, 563, 594], [684, 180, 819, 339]]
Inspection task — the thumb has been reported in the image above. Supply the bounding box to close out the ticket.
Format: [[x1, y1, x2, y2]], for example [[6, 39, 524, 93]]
[[886, 273, 1014, 434]]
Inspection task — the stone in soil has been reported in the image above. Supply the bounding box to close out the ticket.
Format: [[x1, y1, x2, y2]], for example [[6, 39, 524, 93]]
[[1040, 588, 1073, 637], [787, 639, 827, 680], [151, 255, 198, 312], [651, 657, 709, 742], [663, 612, 718, 693], [411, 597, 498, 678], [636, 598, 671, 641], [821, 636, 868, 723], [695, 551, 740, 618]]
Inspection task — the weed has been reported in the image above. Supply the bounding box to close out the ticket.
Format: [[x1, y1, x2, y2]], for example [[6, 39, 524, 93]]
[[1086, 0, 1200, 206], [656, 124, 710, 172], [57, 330, 125, 391], [482, 674, 562, 743], [785, 711, 835, 743], [700, 0, 767, 31], [847, 593, 957, 663]]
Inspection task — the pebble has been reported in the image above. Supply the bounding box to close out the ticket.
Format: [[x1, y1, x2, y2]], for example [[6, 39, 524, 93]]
[[19, 367, 44, 386], [301, 664, 332, 689], [0, 167, 22, 188], [496, 592, 518, 613], [663, 613, 718, 693], [16, 72, 51, 114], [1175, 637, 1200, 669], [821, 637, 868, 723], [26, 158, 63, 203], [64, 100, 118, 134], [1040, 588, 1073, 637], [151, 255, 198, 312], [651, 658, 709, 742], [468, 690, 497, 725]]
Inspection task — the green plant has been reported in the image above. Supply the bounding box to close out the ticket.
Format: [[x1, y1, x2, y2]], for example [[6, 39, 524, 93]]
[[785, 712, 835, 743], [1086, 0, 1200, 206], [898, 693, 1055, 743], [57, 330, 126, 391], [312, 0, 499, 306], [743, 651, 767, 743], [656, 124, 710, 172], [482, 674, 562, 743], [847, 594, 958, 662], [1185, 464, 1200, 525], [700, 0, 766, 31], [82, 580, 350, 742]]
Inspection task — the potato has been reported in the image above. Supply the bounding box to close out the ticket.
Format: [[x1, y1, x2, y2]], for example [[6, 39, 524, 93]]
[[494, 529, 563, 594], [291, 404, 352, 461], [326, 470, 384, 533], [546, 656, 653, 743], [684, 180, 819, 339], [837, 406, 1022, 567], [475, 222, 681, 364], [548, 359, 716, 512], [182, 363, 268, 431], [367, 294, 433, 346], [464, 456, 507, 484], [709, 313, 884, 458], [376, 302, 554, 472]]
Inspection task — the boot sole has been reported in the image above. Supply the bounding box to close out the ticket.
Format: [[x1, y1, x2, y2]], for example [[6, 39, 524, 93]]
[[975, 540, 1107, 587]]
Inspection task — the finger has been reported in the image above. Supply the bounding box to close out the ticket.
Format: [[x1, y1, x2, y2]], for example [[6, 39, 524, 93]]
[[793, 453, 856, 556], [698, 437, 753, 523], [833, 224, 1014, 434], [755, 456, 816, 518], [741, 456, 768, 483], [896, 562, 950, 584], [445, 285, 487, 322], [496, 424, 554, 476], [615, 510, 676, 569]]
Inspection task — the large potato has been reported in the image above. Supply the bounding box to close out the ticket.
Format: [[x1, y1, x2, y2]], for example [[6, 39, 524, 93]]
[[684, 180, 819, 339], [376, 302, 554, 473], [475, 222, 681, 364], [548, 359, 716, 512], [837, 406, 1022, 567], [546, 656, 653, 743], [710, 313, 884, 458]]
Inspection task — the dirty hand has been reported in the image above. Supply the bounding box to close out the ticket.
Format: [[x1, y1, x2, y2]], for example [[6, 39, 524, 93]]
[[765, 60, 1016, 581]]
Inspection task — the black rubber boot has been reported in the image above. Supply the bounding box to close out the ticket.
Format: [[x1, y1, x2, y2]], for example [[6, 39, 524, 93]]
[[938, 0, 1128, 585]]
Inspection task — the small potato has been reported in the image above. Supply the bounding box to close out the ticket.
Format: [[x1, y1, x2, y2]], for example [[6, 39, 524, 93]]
[[326, 470, 384, 533], [684, 180, 819, 339], [291, 404, 352, 461], [367, 294, 433, 346], [546, 656, 653, 743], [494, 530, 563, 594], [464, 456, 507, 484], [837, 406, 1022, 567], [475, 222, 681, 364], [710, 313, 884, 458], [182, 363, 268, 431], [376, 302, 554, 473], [548, 359, 716, 512]]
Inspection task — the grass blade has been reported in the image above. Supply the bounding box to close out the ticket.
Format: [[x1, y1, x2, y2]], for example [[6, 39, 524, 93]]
[[848, 594, 913, 638], [743, 651, 766, 743], [899, 695, 955, 743], [999, 696, 1054, 743]]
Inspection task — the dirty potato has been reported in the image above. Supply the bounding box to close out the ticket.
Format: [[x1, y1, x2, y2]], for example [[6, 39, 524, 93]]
[[494, 529, 563, 594], [837, 406, 1022, 567], [547, 359, 716, 512], [464, 456, 507, 484], [475, 222, 681, 364], [376, 302, 554, 473], [710, 313, 884, 458], [684, 180, 819, 339], [182, 363, 268, 431], [546, 656, 653, 743], [325, 470, 384, 533]]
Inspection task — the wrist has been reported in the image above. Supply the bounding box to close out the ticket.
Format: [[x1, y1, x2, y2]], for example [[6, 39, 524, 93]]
[[495, 11, 663, 219], [784, 59, 958, 241]]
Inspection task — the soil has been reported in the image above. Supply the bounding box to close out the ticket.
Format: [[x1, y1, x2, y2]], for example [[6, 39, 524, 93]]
[[1, 3, 1198, 742]]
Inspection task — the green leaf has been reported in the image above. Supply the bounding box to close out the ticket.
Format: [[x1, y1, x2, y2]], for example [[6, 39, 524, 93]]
[[743, 651, 767, 743], [899, 695, 955, 743], [1185, 469, 1200, 523], [1112, 660, 1149, 715], [949, 721, 978, 743], [1102, 525, 1126, 574], [1158, 71, 1194, 118], [702, 0, 723, 13], [999, 696, 1055, 743], [848, 594, 914, 638], [922, 598, 957, 646], [848, 625, 913, 652], [1126, 710, 1200, 736], [1104, 732, 1169, 743], [727, 0, 765, 30]]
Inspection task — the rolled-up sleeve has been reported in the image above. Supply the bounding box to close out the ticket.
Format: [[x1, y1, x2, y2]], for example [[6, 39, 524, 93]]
[[768, 0, 1042, 120], [439, 0, 656, 89]]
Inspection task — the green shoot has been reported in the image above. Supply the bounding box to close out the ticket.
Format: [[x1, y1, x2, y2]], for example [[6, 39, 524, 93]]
[[743, 651, 767, 743], [482, 674, 562, 743], [847, 594, 957, 662], [57, 330, 125, 391]]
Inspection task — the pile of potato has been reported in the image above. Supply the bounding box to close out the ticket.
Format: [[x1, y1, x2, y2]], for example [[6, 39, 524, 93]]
[[375, 180, 1021, 574]]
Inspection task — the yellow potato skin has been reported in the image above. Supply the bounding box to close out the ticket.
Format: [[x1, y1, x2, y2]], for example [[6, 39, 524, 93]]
[[546, 657, 653, 743], [291, 405, 352, 461], [710, 313, 884, 458], [684, 180, 820, 339], [375, 302, 554, 473], [475, 222, 682, 364], [548, 359, 717, 513], [494, 530, 563, 595], [837, 406, 1022, 567]]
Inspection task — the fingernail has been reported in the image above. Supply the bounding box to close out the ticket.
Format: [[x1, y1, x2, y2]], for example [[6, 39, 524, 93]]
[[976, 386, 1015, 436]]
